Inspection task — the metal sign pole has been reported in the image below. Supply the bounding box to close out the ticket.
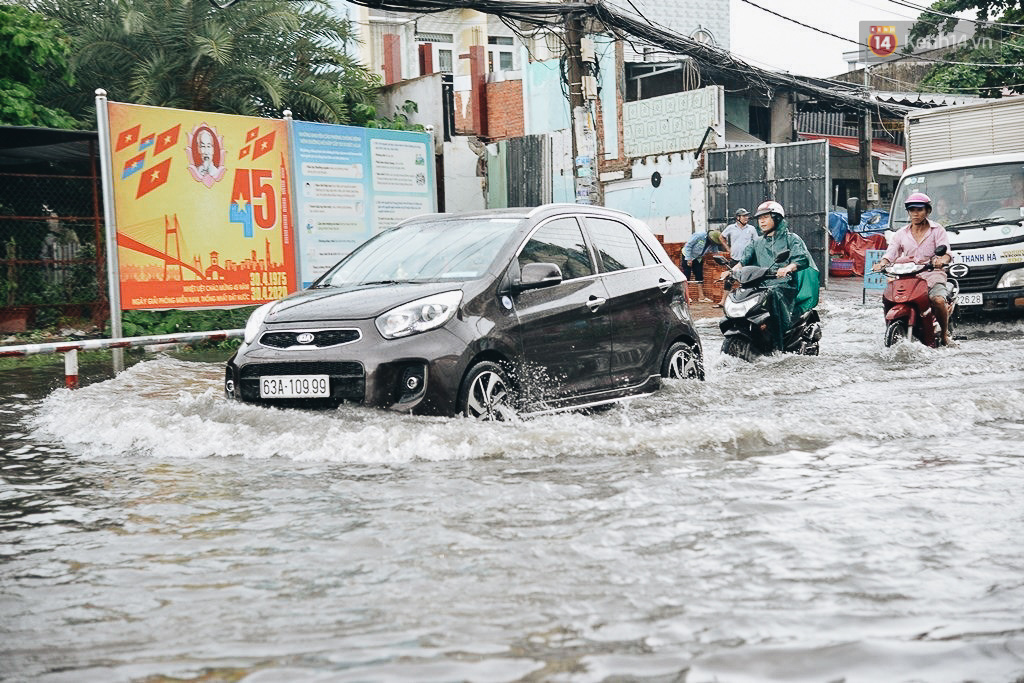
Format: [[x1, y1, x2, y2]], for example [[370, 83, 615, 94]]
[[94, 89, 124, 372]]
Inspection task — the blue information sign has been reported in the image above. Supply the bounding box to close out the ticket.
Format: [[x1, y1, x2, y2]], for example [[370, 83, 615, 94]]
[[288, 121, 435, 288], [863, 249, 887, 302]]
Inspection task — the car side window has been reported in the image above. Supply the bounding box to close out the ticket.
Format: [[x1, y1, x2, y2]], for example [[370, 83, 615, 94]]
[[518, 218, 594, 280], [636, 234, 660, 266], [585, 217, 646, 272]]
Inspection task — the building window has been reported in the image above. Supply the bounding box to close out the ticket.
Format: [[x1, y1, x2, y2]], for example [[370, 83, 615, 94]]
[[438, 49, 453, 73], [487, 36, 515, 72], [416, 32, 455, 74]]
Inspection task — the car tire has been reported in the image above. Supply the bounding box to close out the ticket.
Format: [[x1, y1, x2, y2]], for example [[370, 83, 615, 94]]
[[661, 341, 705, 380], [458, 361, 518, 420]]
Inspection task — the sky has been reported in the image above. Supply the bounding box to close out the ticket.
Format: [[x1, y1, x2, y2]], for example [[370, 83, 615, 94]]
[[728, 0, 930, 78]]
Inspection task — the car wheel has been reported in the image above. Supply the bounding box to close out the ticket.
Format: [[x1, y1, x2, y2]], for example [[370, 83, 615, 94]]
[[458, 361, 518, 420], [661, 341, 705, 380]]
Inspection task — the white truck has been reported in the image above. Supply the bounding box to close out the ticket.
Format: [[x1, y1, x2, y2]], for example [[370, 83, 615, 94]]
[[871, 95, 1024, 316]]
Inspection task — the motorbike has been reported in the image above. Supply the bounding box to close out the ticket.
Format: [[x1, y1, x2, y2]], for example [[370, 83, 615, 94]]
[[879, 244, 959, 347], [713, 251, 822, 361]]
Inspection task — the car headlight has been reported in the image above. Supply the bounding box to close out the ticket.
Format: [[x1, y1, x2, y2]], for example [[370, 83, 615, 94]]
[[244, 302, 275, 344], [375, 290, 463, 339], [997, 268, 1024, 289], [724, 294, 762, 317]]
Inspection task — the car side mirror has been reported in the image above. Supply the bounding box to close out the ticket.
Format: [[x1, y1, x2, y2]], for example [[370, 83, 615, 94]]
[[847, 196, 862, 227], [774, 249, 791, 264], [513, 262, 563, 292]]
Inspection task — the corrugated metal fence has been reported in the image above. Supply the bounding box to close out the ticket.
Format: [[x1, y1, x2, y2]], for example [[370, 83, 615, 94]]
[[706, 139, 830, 279]]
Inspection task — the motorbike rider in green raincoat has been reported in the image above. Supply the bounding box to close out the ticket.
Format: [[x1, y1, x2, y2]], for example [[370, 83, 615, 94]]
[[732, 200, 820, 350]]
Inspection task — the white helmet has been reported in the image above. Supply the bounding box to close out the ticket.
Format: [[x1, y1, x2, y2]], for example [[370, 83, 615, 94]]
[[753, 200, 785, 220]]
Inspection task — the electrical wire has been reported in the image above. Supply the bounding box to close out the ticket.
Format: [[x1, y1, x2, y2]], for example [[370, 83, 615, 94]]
[[738, 0, 1021, 67], [885, 0, 1024, 28], [211, 0, 951, 115]]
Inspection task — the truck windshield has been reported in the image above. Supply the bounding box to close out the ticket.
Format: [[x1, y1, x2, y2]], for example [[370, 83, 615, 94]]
[[893, 162, 1024, 230]]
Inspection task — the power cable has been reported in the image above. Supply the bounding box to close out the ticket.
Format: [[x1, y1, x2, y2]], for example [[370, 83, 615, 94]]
[[884, 0, 1024, 28], [739, 0, 1024, 67], [884, 0, 1024, 47]]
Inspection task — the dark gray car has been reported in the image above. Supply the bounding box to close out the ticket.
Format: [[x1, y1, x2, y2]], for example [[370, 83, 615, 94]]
[[225, 204, 704, 418]]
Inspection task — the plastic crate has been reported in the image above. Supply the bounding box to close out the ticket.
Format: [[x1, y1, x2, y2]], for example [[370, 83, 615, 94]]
[[829, 257, 855, 277]]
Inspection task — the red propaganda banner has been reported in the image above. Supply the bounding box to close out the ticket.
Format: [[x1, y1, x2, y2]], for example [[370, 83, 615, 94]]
[[105, 102, 296, 310]]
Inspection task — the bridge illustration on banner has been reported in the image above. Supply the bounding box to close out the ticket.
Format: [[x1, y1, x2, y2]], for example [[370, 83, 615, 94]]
[[117, 214, 282, 285]]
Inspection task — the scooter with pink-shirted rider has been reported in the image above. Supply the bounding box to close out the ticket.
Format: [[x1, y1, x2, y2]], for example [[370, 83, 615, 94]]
[[871, 192, 960, 347]]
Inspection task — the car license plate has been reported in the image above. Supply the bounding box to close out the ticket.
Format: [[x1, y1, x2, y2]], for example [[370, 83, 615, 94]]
[[959, 293, 983, 306], [259, 374, 330, 398]]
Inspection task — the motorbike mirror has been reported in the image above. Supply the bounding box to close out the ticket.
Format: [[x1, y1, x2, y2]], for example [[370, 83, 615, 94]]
[[774, 249, 791, 264], [934, 245, 948, 256], [847, 196, 862, 227], [712, 254, 729, 265]]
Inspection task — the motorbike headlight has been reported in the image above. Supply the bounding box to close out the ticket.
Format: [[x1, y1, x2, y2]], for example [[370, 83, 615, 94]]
[[724, 294, 762, 318], [243, 302, 275, 344], [997, 268, 1024, 289], [375, 290, 463, 339]]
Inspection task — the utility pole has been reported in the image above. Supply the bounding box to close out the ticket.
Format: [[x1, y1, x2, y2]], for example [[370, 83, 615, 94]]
[[859, 64, 877, 209], [565, 6, 599, 205]]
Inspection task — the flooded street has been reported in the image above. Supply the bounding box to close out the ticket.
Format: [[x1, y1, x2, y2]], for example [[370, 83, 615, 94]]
[[3, 281, 1024, 682]]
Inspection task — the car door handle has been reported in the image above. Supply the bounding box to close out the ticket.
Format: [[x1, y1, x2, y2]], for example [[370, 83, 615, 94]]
[[586, 296, 607, 312], [658, 278, 672, 293]]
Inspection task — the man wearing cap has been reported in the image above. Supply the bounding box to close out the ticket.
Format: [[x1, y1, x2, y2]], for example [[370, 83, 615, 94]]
[[681, 228, 729, 303], [722, 209, 756, 260], [718, 208, 757, 306]]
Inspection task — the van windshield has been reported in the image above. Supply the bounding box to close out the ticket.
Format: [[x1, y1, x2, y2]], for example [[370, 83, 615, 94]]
[[315, 217, 522, 288], [893, 161, 1024, 230]]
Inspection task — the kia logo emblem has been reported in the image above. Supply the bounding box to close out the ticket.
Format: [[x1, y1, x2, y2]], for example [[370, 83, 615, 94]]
[[948, 263, 969, 278], [296, 332, 315, 344]]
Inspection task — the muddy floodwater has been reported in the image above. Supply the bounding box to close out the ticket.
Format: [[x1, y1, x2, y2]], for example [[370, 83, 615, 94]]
[[2, 282, 1024, 682]]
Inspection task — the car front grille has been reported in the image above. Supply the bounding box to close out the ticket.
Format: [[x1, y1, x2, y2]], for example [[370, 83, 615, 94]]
[[259, 329, 361, 348], [238, 361, 365, 402]]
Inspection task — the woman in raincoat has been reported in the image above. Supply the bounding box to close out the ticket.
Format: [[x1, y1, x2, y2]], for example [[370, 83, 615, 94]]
[[733, 200, 820, 350]]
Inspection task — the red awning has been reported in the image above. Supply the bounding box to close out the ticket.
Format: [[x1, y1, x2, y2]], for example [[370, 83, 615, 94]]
[[799, 134, 905, 161]]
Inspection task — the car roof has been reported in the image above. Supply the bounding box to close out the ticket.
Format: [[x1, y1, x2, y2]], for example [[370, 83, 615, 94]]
[[395, 203, 638, 227]]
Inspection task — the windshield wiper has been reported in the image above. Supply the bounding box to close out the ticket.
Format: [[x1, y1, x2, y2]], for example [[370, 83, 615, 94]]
[[358, 279, 409, 286], [945, 217, 1022, 233]]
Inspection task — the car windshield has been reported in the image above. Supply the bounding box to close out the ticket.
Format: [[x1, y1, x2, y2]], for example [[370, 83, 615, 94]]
[[316, 216, 522, 287], [893, 161, 1024, 230]]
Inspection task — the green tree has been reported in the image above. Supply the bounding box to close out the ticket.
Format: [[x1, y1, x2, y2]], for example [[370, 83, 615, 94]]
[[20, 0, 388, 126], [0, 5, 78, 127], [909, 0, 1024, 97]]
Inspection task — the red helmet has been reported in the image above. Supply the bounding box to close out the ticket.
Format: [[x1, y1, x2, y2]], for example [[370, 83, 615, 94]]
[[904, 192, 932, 211]]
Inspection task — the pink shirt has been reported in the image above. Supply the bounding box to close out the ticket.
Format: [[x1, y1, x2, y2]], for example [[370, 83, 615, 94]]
[[883, 220, 951, 288]]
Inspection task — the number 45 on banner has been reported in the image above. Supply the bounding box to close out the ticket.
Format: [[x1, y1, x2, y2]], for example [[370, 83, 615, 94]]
[[229, 168, 277, 238]]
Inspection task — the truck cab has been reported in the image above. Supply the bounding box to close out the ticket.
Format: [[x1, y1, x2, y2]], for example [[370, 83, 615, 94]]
[[890, 153, 1024, 316]]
